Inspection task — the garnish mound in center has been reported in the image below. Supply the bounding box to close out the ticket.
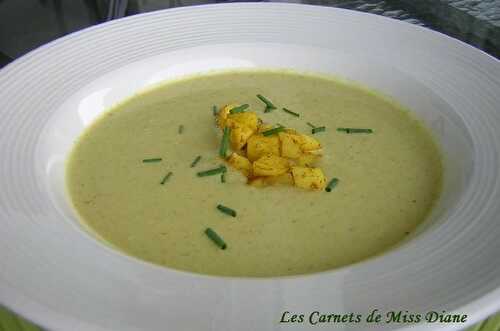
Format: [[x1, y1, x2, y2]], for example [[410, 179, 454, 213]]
[[217, 104, 327, 190]]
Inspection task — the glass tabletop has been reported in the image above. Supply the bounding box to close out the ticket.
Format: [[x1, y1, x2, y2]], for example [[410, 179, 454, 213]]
[[0, 1, 499, 330], [0, 0, 499, 68]]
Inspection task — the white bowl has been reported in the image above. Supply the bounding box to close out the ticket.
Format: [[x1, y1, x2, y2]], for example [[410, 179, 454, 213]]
[[1, 3, 499, 331]]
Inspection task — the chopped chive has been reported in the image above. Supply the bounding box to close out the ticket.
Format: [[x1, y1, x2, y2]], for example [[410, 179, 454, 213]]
[[160, 171, 173, 185], [312, 126, 326, 134], [197, 165, 227, 177], [325, 178, 339, 192], [178, 124, 184, 134], [142, 158, 162, 163], [219, 126, 231, 158], [307, 122, 317, 128], [216, 204, 237, 217], [256, 94, 277, 112], [190, 155, 202, 168], [229, 104, 249, 114], [212, 105, 218, 116], [282, 107, 300, 117], [221, 172, 226, 183], [205, 228, 227, 249], [337, 128, 373, 134], [262, 126, 285, 136]]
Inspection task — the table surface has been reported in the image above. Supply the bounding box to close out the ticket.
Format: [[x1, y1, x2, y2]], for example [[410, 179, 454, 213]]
[[0, 1, 499, 330], [0, 0, 499, 66]]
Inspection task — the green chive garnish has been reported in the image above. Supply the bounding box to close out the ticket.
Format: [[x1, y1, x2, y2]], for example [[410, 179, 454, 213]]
[[229, 104, 249, 114], [337, 128, 373, 134], [178, 125, 184, 134], [142, 158, 162, 163], [282, 107, 300, 117], [256, 94, 277, 112], [262, 126, 285, 137], [205, 228, 227, 250], [216, 204, 237, 217], [325, 178, 339, 192], [212, 105, 218, 116], [219, 126, 231, 158], [307, 122, 317, 129], [190, 155, 202, 168], [312, 126, 326, 134], [160, 171, 173, 185], [197, 165, 227, 177], [221, 172, 226, 183]]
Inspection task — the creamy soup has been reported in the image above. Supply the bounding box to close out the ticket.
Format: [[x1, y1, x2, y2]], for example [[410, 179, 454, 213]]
[[66, 70, 442, 277]]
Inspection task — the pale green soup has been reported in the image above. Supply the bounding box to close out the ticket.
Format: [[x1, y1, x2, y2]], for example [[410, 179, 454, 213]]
[[66, 70, 442, 277]]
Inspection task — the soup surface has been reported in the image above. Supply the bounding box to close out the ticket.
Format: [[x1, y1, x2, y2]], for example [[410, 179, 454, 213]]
[[67, 70, 442, 277]]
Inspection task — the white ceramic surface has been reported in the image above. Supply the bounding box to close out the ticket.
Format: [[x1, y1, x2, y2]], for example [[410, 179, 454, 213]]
[[0, 3, 499, 331]]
